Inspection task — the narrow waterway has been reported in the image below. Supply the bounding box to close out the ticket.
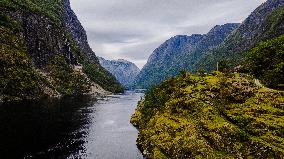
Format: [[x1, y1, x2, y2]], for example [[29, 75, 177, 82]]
[[0, 91, 144, 159]]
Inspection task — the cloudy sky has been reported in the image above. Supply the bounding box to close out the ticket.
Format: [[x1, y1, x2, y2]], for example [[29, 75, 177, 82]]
[[70, 0, 266, 68]]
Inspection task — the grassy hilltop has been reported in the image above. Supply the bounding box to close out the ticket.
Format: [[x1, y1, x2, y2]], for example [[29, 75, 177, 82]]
[[131, 72, 284, 158]]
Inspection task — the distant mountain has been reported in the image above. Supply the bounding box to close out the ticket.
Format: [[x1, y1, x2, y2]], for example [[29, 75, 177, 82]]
[[98, 57, 140, 89], [197, 0, 284, 71], [134, 23, 240, 89]]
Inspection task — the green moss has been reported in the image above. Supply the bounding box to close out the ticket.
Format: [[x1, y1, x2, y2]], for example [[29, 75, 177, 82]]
[[132, 72, 284, 158]]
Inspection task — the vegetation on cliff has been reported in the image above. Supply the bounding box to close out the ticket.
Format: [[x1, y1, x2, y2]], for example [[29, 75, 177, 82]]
[[243, 34, 284, 89], [83, 63, 124, 93], [131, 72, 284, 158], [0, 13, 52, 101], [48, 56, 91, 96], [131, 3, 284, 157], [134, 1, 284, 90], [0, 0, 63, 25]]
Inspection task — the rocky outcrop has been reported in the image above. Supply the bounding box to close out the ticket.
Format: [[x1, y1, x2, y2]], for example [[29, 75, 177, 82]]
[[134, 23, 239, 89], [99, 57, 140, 89], [197, 23, 241, 52]]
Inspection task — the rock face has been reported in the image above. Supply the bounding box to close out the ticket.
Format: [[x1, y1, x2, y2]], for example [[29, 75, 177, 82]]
[[197, 0, 284, 71], [63, 0, 96, 61], [0, 0, 123, 101], [1, 0, 95, 67], [135, 23, 240, 89], [99, 57, 140, 89], [2, 4, 74, 67]]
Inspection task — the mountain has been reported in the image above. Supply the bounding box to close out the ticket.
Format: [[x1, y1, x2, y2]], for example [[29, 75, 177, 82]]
[[0, 0, 123, 101], [196, 0, 284, 71], [134, 23, 240, 89], [98, 57, 140, 89], [131, 0, 284, 157]]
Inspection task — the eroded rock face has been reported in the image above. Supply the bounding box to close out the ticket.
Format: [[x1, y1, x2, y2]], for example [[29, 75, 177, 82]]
[[99, 57, 140, 89], [24, 15, 77, 67], [63, 0, 91, 53]]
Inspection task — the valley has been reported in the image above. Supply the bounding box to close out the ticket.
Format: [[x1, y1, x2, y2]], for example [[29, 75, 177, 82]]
[[0, 0, 284, 159]]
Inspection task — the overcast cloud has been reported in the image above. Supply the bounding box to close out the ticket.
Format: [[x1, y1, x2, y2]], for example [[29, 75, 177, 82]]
[[70, 0, 266, 68]]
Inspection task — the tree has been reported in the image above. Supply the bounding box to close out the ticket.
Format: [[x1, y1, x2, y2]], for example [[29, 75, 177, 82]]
[[218, 59, 229, 73], [243, 35, 284, 88]]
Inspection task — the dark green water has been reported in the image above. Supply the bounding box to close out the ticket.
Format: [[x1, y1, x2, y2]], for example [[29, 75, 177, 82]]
[[0, 91, 144, 159]]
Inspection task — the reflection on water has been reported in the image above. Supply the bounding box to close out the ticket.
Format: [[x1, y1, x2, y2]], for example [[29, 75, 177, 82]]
[[0, 92, 143, 159], [0, 96, 95, 158]]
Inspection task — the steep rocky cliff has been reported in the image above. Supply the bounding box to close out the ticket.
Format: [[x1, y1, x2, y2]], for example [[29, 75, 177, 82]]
[[63, 0, 95, 60], [197, 0, 284, 71], [0, 0, 123, 101], [98, 57, 140, 89], [135, 23, 239, 89]]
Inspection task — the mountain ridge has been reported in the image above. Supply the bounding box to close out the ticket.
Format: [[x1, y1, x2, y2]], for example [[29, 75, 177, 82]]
[[135, 23, 240, 89], [196, 0, 284, 71], [98, 57, 140, 89]]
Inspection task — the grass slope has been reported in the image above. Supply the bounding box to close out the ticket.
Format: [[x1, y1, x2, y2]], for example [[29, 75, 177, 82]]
[[131, 72, 284, 158]]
